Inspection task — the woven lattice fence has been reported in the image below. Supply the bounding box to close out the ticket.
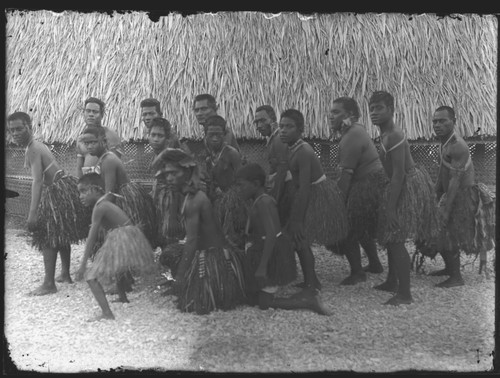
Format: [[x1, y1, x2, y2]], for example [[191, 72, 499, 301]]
[[5, 139, 496, 221]]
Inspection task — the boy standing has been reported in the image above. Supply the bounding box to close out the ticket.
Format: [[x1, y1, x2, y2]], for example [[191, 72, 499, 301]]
[[7, 112, 88, 295]]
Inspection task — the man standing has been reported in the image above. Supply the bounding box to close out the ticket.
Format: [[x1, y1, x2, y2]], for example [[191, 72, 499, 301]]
[[430, 106, 495, 287], [76, 97, 123, 178], [327, 97, 388, 285], [253, 104, 293, 227]]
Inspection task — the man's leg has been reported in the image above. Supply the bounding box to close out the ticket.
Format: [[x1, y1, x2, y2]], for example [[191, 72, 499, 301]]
[[87, 278, 115, 321], [429, 251, 451, 276], [340, 237, 367, 285], [383, 242, 413, 306], [56, 245, 73, 283], [360, 234, 383, 273], [30, 247, 58, 295], [374, 246, 398, 292], [111, 273, 130, 303], [436, 249, 464, 288]]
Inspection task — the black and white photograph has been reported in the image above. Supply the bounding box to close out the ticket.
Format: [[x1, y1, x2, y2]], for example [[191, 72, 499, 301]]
[[4, 9, 497, 373]]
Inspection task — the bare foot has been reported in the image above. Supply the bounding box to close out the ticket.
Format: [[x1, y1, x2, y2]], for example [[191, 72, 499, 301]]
[[435, 276, 464, 288], [294, 280, 322, 291], [428, 268, 450, 277], [373, 281, 398, 293], [309, 295, 331, 316], [29, 285, 57, 296], [383, 294, 413, 306], [363, 265, 384, 274], [86, 313, 115, 322], [340, 272, 367, 286], [55, 274, 73, 284], [111, 297, 130, 303]]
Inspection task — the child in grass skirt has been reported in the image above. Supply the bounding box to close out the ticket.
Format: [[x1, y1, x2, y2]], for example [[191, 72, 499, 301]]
[[235, 163, 329, 315], [204, 115, 248, 249], [153, 148, 246, 315], [7, 112, 89, 296], [75, 173, 157, 321]]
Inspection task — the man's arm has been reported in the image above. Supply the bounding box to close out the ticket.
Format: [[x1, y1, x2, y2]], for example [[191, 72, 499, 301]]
[[385, 133, 406, 228], [27, 144, 44, 230], [105, 128, 123, 158], [76, 139, 85, 178], [101, 157, 118, 195], [254, 198, 278, 284], [75, 203, 105, 280], [289, 149, 312, 231], [227, 147, 242, 173], [174, 194, 202, 282], [442, 143, 469, 222], [337, 133, 363, 199]]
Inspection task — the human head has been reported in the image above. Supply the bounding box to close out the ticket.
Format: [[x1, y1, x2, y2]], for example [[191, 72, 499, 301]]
[[7, 112, 33, 145], [148, 118, 172, 153], [151, 148, 199, 192], [254, 105, 277, 137], [84, 97, 105, 127], [205, 115, 227, 151], [432, 106, 456, 138], [328, 97, 361, 134], [369, 91, 394, 126], [193, 94, 218, 126], [235, 162, 267, 201], [140, 98, 163, 129], [279, 108, 304, 145], [80, 126, 107, 156], [77, 172, 105, 207]]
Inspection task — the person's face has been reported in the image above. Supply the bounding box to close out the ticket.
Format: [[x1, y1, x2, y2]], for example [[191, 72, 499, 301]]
[[81, 133, 105, 156], [235, 177, 257, 201], [253, 110, 274, 137], [193, 99, 217, 126], [7, 119, 31, 145], [279, 116, 301, 145], [369, 100, 393, 126], [206, 125, 224, 150], [141, 106, 161, 129], [160, 163, 188, 189], [148, 125, 167, 152], [328, 102, 350, 134], [77, 183, 100, 207], [84, 102, 103, 127], [432, 110, 455, 138]]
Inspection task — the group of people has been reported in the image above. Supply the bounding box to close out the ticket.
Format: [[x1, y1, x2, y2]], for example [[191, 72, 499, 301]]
[[7, 90, 495, 322]]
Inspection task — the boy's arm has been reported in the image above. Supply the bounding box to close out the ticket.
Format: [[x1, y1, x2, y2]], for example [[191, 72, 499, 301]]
[[101, 158, 118, 195], [75, 204, 104, 281], [288, 149, 312, 237], [385, 134, 406, 229], [254, 199, 278, 285], [76, 139, 85, 178], [174, 194, 201, 282], [441, 143, 469, 224], [337, 134, 362, 199], [27, 144, 44, 230]]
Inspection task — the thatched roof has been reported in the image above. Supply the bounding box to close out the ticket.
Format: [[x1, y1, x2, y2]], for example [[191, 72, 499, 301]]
[[6, 11, 497, 143]]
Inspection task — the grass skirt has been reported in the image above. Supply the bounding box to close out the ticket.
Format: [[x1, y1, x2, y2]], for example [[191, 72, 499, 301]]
[[86, 225, 157, 281], [31, 172, 89, 250], [115, 182, 158, 248], [213, 186, 248, 248], [304, 179, 349, 246], [243, 233, 297, 295], [377, 166, 439, 246], [152, 181, 186, 244], [176, 245, 246, 315], [438, 183, 495, 255], [346, 168, 388, 240]]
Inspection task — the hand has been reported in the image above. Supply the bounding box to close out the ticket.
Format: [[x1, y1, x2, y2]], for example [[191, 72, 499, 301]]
[[75, 265, 86, 282], [27, 215, 38, 232]]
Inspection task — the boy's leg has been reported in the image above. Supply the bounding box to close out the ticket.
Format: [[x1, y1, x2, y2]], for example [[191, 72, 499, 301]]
[[374, 247, 398, 292], [435, 249, 464, 288], [258, 291, 330, 315], [56, 245, 73, 283], [340, 237, 367, 285], [383, 242, 413, 306], [111, 273, 130, 303], [87, 278, 115, 321], [30, 247, 58, 296], [294, 238, 322, 291], [360, 235, 383, 273]]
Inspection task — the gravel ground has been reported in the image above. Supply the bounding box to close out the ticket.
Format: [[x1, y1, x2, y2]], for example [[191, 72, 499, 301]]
[[3, 216, 496, 373]]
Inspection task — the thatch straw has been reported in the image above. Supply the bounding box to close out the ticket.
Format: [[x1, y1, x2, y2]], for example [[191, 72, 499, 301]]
[[6, 11, 497, 142]]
